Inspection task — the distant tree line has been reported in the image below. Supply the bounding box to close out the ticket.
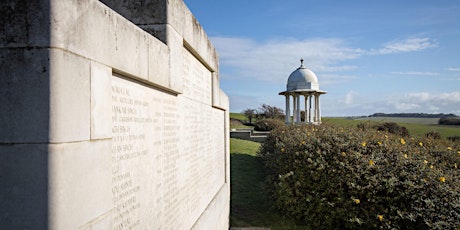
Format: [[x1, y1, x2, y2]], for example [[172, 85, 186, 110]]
[[369, 113, 458, 118]]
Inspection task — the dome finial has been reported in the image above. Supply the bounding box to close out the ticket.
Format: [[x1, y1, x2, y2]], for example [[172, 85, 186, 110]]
[[300, 58, 304, 67]]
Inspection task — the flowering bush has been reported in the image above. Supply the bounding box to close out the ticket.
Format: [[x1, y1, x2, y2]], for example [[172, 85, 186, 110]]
[[258, 123, 460, 229]]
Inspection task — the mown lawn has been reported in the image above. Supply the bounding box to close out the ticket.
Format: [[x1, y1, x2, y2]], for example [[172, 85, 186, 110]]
[[230, 138, 310, 229]]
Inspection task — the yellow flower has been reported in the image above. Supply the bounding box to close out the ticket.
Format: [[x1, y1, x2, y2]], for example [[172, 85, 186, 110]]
[[439, 177, 446, 183], [400, 138, 406, 145], [404, 154, 408, 159], [423, 160, 428, 164], [377, 215, 384, 222], [301, 140, 306, 145], [384, 135, 388, 139], [354, 198, 360, 204], [341, 152, 347, 156], [430, 165, 434, 169], [378, 141, 382, 145], [419, 142, 423, 147], [447, 147, 452, 151], [362, 142, 367, 147], [458, 151, 460, 156], [369, 160, 375, 166], [281, 148, 285, 153]]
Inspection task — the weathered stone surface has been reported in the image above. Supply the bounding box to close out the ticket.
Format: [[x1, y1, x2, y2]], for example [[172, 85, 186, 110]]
[[1, 0, 229, 229], [0, 48, 50, 143], [0, 1, 50, 47]]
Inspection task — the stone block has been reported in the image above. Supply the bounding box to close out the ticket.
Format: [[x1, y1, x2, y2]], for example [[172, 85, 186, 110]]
[[48, 140, 112, 229], [0, 1, 50, 47], [91, 61, 113, 140], [49, 48, 91, 143], [148, 32, 171, 89], [49, 0, 151, 82]]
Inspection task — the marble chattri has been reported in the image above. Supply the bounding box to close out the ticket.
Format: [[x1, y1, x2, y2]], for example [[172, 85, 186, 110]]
[[279, 59, 327, 124]]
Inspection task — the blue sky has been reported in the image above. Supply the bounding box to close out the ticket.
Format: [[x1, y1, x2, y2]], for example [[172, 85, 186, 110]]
[[183, 0, 460, 116]]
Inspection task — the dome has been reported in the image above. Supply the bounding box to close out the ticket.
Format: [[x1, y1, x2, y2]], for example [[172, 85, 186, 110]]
[[286, 59, 319, 91]]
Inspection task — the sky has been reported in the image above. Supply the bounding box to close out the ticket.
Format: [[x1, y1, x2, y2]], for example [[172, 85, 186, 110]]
[[183, 0, 460, 116]]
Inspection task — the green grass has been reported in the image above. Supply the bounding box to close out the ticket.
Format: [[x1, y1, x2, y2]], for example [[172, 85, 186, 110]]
[[323, 117, 460, 138], [230, 112, 257, 129], [230, 112, 248, 121], [230, 138, 310, 229]]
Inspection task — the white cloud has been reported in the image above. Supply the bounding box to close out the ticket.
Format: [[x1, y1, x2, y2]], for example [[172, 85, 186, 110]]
[[391, 71, 440, 76], [377, 38, 438, 54], [211, 36, 365, 84], [387, 92, 460, 114], [212, 36, 438, 86], [447, 67, 460, 71], [344, 91, 358, 105]]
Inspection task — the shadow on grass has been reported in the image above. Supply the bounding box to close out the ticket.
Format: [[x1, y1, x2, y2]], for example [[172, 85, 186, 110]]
[[230, 153, 310, 230]]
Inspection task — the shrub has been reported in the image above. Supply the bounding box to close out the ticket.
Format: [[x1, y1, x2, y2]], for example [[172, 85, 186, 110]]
[[373, 122, 410, 136], [426, 131, 441, 140], [439, 117, 460, 125], [253, 119, 285, 131], [259, 123, 460, 229], [447, 136, 460, 142]]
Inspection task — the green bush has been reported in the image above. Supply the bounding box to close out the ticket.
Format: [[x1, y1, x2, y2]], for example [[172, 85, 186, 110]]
[[374, 122, 410, 137], [253, 118, 285, 131], [439, 117, 460, 125], [426, 131, 441, 140], [259, 123, 460, 229]]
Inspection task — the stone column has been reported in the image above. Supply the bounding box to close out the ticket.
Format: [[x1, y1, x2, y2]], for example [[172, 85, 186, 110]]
[[317, 94, 321, 123], [308, 94, 312, 123], [285, 94, 290, 124], [304, 95, 308, 123], [292, 95, 297, 123], [314, 94, 319, 122], [296, 94, 301, 123]]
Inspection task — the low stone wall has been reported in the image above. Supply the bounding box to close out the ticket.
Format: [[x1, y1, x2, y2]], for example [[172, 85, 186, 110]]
[[230, 129, 269, 143], [0, 0, 229, 229]]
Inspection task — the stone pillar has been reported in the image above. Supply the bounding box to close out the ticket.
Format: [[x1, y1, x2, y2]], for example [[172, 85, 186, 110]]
[[292, 95, 297, 123], [304, 95, 308, 123], [314, 94, 319, 122], [296, 94, 301, 123], [285, 94, 290, 124], [317, 94, 321, 123], [308, 95, 312, 123]]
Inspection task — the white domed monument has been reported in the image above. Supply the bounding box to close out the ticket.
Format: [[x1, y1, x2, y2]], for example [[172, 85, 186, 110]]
[[279, 59, 327, 124]]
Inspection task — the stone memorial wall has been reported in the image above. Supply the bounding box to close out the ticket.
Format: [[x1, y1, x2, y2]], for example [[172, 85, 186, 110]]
[[0, 0, 229, 229]]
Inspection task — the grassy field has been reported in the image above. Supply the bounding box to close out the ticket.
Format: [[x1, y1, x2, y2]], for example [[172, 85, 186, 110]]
[[230, 112, 248, 121], [230, 138, 310, 229], [323, 117, 460, 138], [231, 113, 460, 138]]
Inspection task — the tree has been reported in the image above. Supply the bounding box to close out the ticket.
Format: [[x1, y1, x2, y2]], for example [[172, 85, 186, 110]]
[[242, 108, 256, 124], [257, 104, 284, 120]]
